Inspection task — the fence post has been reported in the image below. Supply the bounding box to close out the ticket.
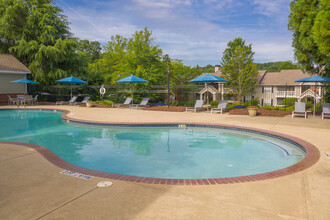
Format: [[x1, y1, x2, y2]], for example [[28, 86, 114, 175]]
[[167, 69, 170, 108], [285, 83, 287, 111]]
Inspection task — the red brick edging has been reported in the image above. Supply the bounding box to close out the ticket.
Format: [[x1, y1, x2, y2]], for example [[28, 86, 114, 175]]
[[0, 108, 321, 185]]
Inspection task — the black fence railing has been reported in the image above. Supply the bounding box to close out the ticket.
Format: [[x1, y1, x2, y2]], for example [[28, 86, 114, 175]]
[[28, 84, 330, 109]]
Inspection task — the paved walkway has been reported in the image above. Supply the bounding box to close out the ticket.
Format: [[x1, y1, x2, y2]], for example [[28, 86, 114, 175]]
[[0, 105, 329, 219]]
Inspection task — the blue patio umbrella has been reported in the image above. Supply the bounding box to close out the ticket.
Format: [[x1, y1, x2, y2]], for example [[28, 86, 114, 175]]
[[56, 76, 87, 99], [116, 75, 149, 104], [10, 78, 37, 94], [295, 75, 330, 117], [190, 74, 227, 83], [116, 75, 149, 83], [295, 75, 330, 83]]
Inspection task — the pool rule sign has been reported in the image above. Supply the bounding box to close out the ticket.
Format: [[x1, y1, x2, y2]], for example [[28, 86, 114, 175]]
[[100, 85, 106, 99]]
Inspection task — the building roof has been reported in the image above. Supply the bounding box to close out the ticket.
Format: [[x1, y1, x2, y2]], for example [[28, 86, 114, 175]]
[[0, 54, 31, 73], [259, 69, 312, 85], [201, 70, 267, 84], [200, 68, 313, 85]]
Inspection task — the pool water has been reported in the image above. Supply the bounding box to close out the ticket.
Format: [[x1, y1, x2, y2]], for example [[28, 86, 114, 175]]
[[0, 110, 305, 179]]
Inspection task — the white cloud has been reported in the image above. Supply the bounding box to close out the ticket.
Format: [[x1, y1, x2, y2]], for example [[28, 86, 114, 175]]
[[56, 0, 295, 66], [253, 42, 294, 62], [252, 0, 291, 17]]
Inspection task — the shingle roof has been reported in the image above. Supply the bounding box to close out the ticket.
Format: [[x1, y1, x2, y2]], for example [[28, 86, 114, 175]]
[[259, 69, 312, 85], [0, 54, 31, 73], [201, 70, 267, 84]]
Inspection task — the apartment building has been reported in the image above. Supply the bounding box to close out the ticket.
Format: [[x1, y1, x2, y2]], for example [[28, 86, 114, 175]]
[[199, 66, 324, 106]]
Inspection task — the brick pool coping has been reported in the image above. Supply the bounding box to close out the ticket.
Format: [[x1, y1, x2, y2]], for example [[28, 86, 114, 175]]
[[0, 108, 320, 185]]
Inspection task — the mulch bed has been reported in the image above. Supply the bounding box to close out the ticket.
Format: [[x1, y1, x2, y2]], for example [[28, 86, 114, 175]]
[[229, 109, 292, 117], [89, 103, 111, 108], [147, 106, 187, 112], [27, 103, 322, 117]]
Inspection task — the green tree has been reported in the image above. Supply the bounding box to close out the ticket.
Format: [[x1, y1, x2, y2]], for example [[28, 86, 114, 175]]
[[78, 40, 102, 63], [126, 27, 165, 84], [196, 64, 215, 73], [288, 0, 329, 76], [256, 61, 300, 72], [0, 0, 85, 84], [97, 34, 129, 84], [220, 37, 259, 102], [97, 27, 166, 85]]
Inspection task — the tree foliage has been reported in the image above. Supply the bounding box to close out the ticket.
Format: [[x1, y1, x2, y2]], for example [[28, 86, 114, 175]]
[[78, 40, 102, 63], [256, 61, 300, 72], [0, 0, 212, 93], [0, 0, 87, 84], [220, 37, 259, 102], [96, 28, 165, 85], [288, 0, 329, 76]]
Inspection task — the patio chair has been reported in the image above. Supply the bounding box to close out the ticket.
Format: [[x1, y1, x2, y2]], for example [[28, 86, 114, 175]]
[[32, 95, 38, 105], [322, 103, 330, 120], [211, 100, 228, 114], [7, 95, 17, 105], [56, 96, 78, 105], [186, 100, 204, 112], [113, 97, 133, 108], [292, 102, 307, 119], [73, 96, 90, 106], [130, 98, 150, 109]]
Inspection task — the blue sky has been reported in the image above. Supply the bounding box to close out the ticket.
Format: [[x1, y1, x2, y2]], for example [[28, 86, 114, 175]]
[[56, 0, 294, 67]]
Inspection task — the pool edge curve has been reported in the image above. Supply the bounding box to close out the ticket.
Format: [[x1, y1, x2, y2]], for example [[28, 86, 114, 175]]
[[0, 108, 321, 185]]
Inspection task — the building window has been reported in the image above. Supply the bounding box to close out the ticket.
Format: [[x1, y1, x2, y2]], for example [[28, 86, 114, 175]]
[[263, 98, 272, 106], [263, 86, 272, 93]]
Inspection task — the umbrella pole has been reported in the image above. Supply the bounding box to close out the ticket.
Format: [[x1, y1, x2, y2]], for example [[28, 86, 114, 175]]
[[71, 84, 72, 99], [313, 82, 316, 117], [131, 84, 134, 106]]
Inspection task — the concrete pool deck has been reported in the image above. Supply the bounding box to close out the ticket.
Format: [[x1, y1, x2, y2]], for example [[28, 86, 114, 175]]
[[0, 105, 329, 219]]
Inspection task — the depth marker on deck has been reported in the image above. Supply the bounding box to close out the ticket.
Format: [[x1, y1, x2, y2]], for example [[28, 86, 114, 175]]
[[60, 170, 94, 180]]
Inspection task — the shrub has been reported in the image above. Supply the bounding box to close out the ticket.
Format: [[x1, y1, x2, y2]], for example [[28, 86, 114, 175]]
[[251, 98, 259, 106], [210, 100, 219, 108], [227, 101, 240, 109], [306, 101, 313, 110], [185, 100, 195, 107], [94, 100, 113, 106], [262, 105, 274, 110], [280, 98, 297, 106], [315, 102, 323, 112], [243, 101, 251, 107], [279, 106, 294, 111], [103, 100, 113, 106], [170, 100, 179, 106]]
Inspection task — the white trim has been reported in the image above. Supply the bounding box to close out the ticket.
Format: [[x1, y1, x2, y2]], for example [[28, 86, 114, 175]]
[[0, 70, 31, 74]]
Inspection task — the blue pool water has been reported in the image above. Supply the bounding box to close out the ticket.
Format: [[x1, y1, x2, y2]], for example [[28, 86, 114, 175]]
[[0, 110, 305, 179]]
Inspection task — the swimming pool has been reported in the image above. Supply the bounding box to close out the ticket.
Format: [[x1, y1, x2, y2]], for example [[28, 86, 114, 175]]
[[0, 109, 319, 183]]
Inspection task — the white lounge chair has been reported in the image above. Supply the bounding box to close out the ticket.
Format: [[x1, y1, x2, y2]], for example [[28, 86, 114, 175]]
[[73, 96, 90, 105], [186, 100, 204, 112], [292, 102, 307, 119], [130, 98, 150, 109], [7, 95, 17, 105], [322, 103, 330, 120], [56, 96, 77, 105], [113, 97, 133, 108], [32, 95, 38, 105], [211, 100, 227, 114]]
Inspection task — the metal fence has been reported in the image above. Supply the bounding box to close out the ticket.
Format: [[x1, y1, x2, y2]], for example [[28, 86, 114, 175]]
[[29, 83, 330, 109]]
